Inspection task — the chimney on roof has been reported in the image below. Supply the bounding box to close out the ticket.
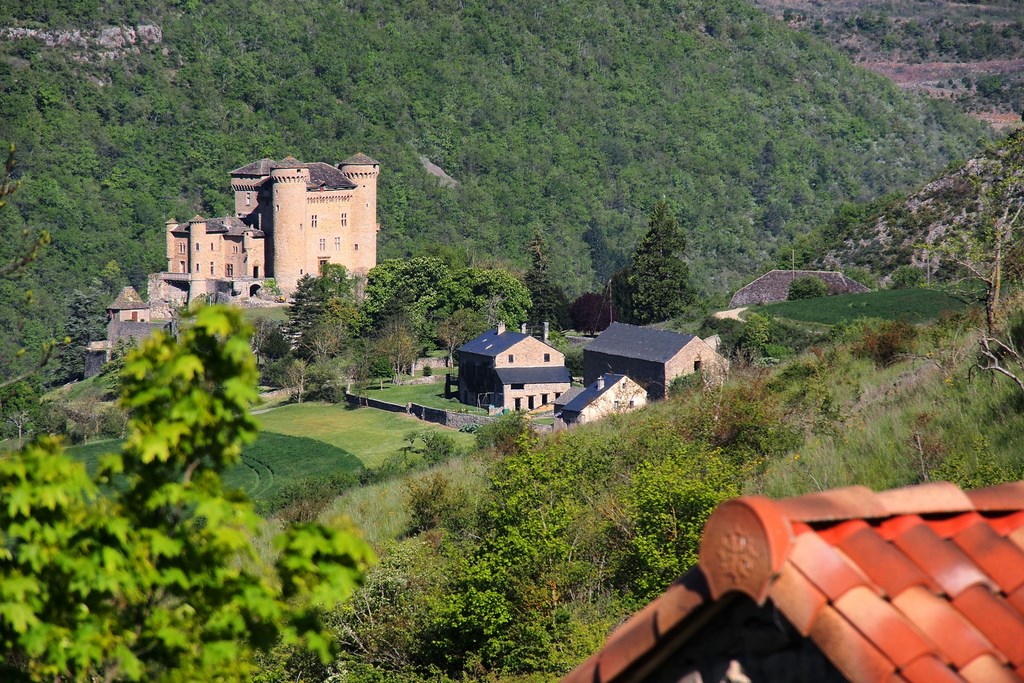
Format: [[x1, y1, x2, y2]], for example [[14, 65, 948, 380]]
[[543, 322, 549, 342], [596, 375, 605, 391], [521, 323, 527, 334], [497, 321, 505, 335]]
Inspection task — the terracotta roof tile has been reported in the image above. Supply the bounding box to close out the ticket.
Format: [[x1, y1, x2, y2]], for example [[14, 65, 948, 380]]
[[951, 585, 1024, 666], [952, 521, 1024, 593], [900, 655, 966, 683], [562, 480, 1024, 683], [832, 586, 933, 668], [958, 654, 1024, 683], [809, 604, 896, 683], [890, 586, 996, 668]]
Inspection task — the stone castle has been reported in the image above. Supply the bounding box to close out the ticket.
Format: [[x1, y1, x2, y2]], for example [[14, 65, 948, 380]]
[[149, 153, 379, 306]]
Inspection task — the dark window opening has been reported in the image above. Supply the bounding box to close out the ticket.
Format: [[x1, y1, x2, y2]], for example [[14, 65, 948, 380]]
[[514, 397, 522, 410], [544, 353, 550, 362], [508, 354, 514, 363], [694, 360, 702, 372], [528, 396, 535, 410], [511, 383, 525, 390], [541, 393, 548, 404]]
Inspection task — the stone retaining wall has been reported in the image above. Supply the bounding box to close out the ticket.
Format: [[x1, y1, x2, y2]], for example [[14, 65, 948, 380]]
[[345, 393, 496, 430]]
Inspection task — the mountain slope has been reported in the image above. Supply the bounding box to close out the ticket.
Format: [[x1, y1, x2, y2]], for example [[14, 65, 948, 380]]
[[0, 0, 987, 371]]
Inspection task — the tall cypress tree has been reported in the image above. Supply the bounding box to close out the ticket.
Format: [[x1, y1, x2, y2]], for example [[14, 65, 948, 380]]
[[629, 201, 695, 324], [524, 228, 570, 329]]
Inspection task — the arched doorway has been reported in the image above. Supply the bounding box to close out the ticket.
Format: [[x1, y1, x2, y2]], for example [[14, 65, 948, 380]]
[[249, 284, 261, 297]]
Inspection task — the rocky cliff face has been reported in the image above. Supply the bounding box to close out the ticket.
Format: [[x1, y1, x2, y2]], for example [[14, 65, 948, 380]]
[[1, 24, 162, 61]]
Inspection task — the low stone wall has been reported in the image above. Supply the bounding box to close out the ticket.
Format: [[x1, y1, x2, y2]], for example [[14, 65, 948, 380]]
[[345, 393, 496, 430]]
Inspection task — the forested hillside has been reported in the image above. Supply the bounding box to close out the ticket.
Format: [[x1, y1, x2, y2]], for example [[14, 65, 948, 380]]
[[0, 0, 987, 374]]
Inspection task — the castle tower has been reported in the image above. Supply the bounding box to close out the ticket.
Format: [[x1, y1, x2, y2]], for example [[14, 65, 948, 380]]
[[186, 216, 208, 300], [165, 218, 178, 272], [268, 163, 311, 294], [339, 153, 380, 276]]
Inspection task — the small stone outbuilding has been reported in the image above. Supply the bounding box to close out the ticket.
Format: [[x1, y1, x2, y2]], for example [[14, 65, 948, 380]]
[[563, 480, 1024, 683], [556, 373, 647, 430], [729, 269, 869, 307], [84, 287, 169, 377], [583, 323, 726, 401]]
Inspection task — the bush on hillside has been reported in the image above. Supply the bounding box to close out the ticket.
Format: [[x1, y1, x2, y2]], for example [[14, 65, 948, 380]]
[[854, 319, 918, 366], [891, 265, 926, 289], [788, 275, 828, 300]]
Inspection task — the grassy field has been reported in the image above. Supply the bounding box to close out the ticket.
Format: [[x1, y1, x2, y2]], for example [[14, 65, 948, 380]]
[[67, 402, 475, 502], [356, 380, 487, 415], [241, 305, 289, 323], [755, 288, 969, 325]]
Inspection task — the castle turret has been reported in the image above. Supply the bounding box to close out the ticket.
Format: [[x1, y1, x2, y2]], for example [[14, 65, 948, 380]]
[[269, 163, 311, 294], [339, 152, 380, 276], [187, 215, 208, 300], [165, 218, 178, 272]]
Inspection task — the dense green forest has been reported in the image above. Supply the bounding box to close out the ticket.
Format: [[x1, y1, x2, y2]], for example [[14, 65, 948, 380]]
[[0, 0, 989, 375]]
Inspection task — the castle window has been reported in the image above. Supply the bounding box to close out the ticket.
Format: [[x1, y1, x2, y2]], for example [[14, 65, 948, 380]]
[[246, 193, 251, 206], [210, 242, 214, 251], [354, 243, 359, 251], [195, 243, 200, 252], [210, 262, 214, 275], [311, 214, 318, 228], [334, 237, 340, 250], [340, 213, 348, 227], [195, 263, 200, 272], [232, 244, 238, 253], [226, 264, 234, 277], [319, 238, 326, 251], [178, 242, 185, 254]]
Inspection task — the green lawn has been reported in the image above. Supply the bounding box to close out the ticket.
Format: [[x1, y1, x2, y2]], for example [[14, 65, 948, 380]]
[[67, 402, 475, 502], [755, 288, 970, 325], [357, 380, 487, 415], [242, 306, 289, 323]]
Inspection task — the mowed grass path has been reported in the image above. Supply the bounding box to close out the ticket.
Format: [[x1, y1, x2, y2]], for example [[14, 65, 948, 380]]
[[756, 288, 969, 325], [66, 402, 474, 502]]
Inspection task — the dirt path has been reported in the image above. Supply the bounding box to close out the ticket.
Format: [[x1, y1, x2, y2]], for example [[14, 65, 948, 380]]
[[713, 307, 748, 321]]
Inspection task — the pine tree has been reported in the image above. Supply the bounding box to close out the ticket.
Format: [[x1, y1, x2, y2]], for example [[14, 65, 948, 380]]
[[524, 228, 570, 329], [629, 201, 695, 324]]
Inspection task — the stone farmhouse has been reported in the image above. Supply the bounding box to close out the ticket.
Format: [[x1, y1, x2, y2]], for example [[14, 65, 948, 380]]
[[729, 269, 869, 308], [457, 322, 571, 412], [563, 479, 1024, 683], [555, 373, 647, 430], [84, 286, 169, 377], [583, 322, 726, 400], [149, 153, 379, 306]]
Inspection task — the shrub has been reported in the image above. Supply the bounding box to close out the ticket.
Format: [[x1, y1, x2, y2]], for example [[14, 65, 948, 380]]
[[853, 319, 918, 366], [788, 275, 827, 300], [405, 471, 464, 533], [891, 265, 925, 289], [421, 431, 458, 465], [422, 364, 433, 377]]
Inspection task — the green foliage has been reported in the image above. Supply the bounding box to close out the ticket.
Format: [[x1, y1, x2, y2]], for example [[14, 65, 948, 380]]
[[0, 0, 989, 381], [891, 265, 926, 289], [629, 201, 694, 324], [758, 288, 967, 325], [474, 410, 532, 455], [787, 275, 827, 300], [525, 229, 570, 329], [0, 306, 375, 681]]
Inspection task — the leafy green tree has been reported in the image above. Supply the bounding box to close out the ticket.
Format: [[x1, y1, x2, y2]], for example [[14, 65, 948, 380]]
[[0, 306, 375, 681], [629, 202, 695, 324], [55, 287, 107, 382], [788, 275, 828, 300], [891, 265, 926, 289], [287, 264, 356, 347], [435, 308, 486, 367]]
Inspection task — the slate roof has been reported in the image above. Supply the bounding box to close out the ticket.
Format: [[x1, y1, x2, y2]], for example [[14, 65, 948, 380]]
[[729, 269, 870, 308], [562, 373, 627, 414], [459, 329, 534, 357], [554, 386, 585, 409], [341, 152, 379, 165], [585, 323, 695, 364], [494, 366, 572, 386], [170, 216, 265, 237], [228, 157, 357, 190], [563, 480, 1024, 683], [109, 286, 147, 310]]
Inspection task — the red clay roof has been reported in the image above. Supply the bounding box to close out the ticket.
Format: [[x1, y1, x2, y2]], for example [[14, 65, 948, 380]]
[[563, 481, 1024, 683]]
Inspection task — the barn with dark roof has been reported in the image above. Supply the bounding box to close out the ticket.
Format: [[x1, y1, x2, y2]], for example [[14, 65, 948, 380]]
[[583, 323, 726, 400]]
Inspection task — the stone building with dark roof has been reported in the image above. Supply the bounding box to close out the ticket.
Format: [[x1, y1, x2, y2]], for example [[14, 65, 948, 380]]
[[457, 322, 571, 411], [84, 287, 169, 377], [556, 373, 647, 430], [583, 323, 726, 400], [563, 480, 1024, 683], [150, 153, 380, 305], [729, 269, 870, 308]]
